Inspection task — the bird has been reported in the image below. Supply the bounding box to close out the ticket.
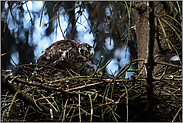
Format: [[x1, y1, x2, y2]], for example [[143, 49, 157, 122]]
[[36, 39, 96, 78]]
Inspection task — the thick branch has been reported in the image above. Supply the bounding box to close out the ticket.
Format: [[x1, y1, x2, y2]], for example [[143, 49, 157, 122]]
[[145, 1, 156, 121]]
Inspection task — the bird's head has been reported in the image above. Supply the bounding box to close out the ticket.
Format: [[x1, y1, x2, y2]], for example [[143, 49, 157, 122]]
[[78, 43, 94, 62]]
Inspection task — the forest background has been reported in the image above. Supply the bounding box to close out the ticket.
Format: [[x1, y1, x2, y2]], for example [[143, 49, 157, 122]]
[[1, 1, 182, 122]]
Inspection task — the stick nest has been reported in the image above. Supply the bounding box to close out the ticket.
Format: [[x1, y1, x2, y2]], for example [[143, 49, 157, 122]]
[[1, 58, 182, 122]]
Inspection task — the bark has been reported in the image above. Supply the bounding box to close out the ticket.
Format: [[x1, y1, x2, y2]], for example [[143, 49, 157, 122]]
[[134, 1, 181, 121], [134, 1, 182, 76], [134, 1, 149, 75]]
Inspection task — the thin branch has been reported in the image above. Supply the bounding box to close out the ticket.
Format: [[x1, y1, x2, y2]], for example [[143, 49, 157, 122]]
[[62, 98, 68, 122], [39, 1, 46, 27], [123, 83, 129, 122], [8, 2, 15, 26], [25, 2, 33, 23], [7, 92, 18, 117], [90, 56, 103, 77], [3, 74, 77, 95], [17, 1, 28, 9], [53, 1, 61, 12], [78, 90, 81, 122], [3, 2, 10, 32], [57, 5, 66, 39]]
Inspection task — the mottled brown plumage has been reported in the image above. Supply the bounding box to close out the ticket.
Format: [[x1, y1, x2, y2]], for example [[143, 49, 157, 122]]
[[37, 39, 95, 77]]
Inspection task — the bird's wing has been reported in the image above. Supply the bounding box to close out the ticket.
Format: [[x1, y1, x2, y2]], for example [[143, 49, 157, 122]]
[[37, 39, 80, 67]]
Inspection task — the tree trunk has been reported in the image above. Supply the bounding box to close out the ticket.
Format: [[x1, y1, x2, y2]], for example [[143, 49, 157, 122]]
[[134, 1, 182, 121], [135, 1, 181, 76], [134, 1, 149, 75]]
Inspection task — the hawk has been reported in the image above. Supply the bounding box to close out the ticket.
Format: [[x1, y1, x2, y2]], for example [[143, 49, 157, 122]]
[[37, 39, 96, 78]]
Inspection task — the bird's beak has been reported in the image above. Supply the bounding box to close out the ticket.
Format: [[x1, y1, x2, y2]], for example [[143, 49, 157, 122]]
[[88, 55, 92, 62]]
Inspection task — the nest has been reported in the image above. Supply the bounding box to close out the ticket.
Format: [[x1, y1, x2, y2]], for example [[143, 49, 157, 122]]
[[1, 57, 182, 122]]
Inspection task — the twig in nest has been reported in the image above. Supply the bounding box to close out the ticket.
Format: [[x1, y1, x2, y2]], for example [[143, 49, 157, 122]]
[[62, 98, 68, 122], [88, 93, 93, 122], [117, 58, 132, 78], [78, 90, 81, 122], [91, 56, 103, 77], [23, 105, 30, 122], [172, 106, 182, 122], [98, 59, 112, 73], [7, 92, 18, 117], [66, 81, 104, 92], [106, 105, 119, 122], [123, 83, 129, 122], [3, 74, 77, 95], [32, 95, 43, 111], [37, 90, 58, 112]]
